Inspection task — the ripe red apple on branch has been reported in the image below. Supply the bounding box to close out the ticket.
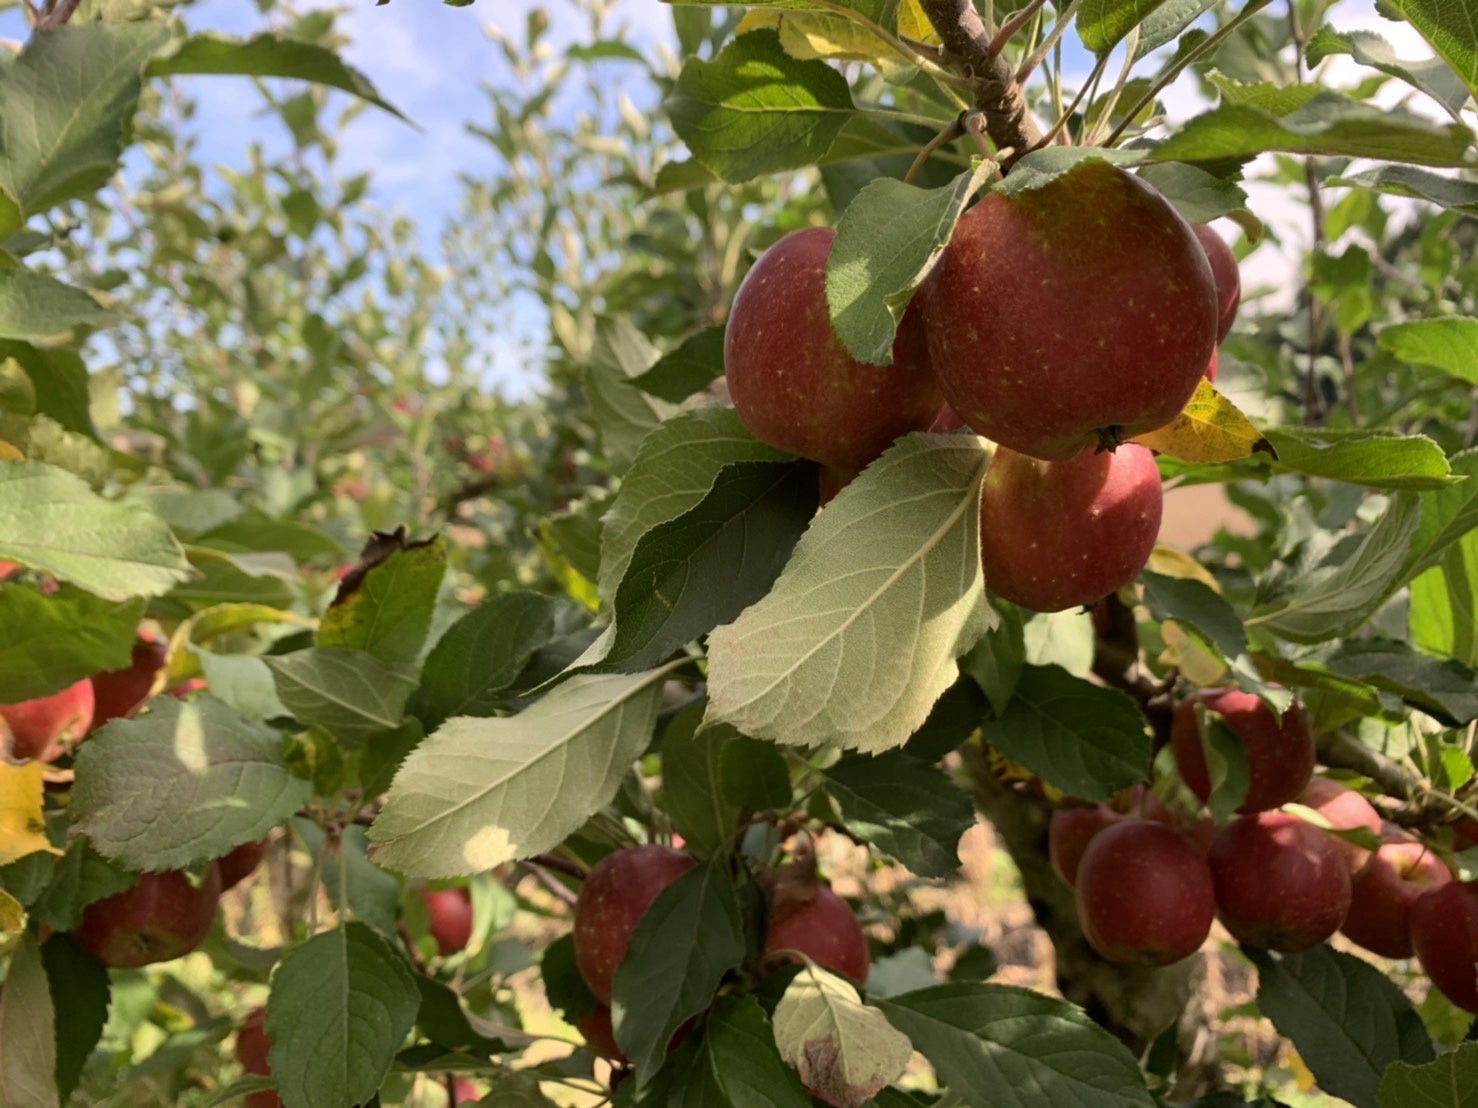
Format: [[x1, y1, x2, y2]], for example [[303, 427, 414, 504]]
[[217, 837, 271, 891], [1192, 223, 1242, 343], [89, 629, 169, 729], [979, 443, 1162, 613], [1410, 881, 1478, 1013], [1297, 776, 1383, 873], [419, 886, 475, 956], [1172, 687, 1316, 813], [572, 844, 696, 1005], [1341, 837, 1452, 958], [924, 161, 1218, 461], [1074, 819, 1216, 966], [1, 678, 95, 762], [235, 1007, 281, 1108], [75, 865, 223, 968], [761, 876, 870, 985], [724, 226, 943, 473]]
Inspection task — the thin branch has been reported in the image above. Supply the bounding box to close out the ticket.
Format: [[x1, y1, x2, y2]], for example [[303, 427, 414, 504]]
[[986, 0, 1047, 58], [35, 0, 81, 30], [917, 0, 1045, 170]]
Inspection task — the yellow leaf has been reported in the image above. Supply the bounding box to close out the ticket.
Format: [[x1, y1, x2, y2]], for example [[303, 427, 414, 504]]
[[897, 0, 939, 42], [1131, 379, 1274, 463], [0, 888, 24, 934], [1147, 545, 1222, 592], [0, 439, 23, 462], [735, 11, 779, 35], [1158, 620, 1228, 687], [0, 759, 61, 864]]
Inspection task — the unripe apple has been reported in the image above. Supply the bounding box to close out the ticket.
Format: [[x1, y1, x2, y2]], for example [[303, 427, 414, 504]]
[[1341, 838, 1452, 958], [979, 443, 1162, 613], [217, 837, 270, 891], [925, 162, 1217, 461], [90, 630, 168, 729], [420, 886, 474, 956], [724, 226, 943, 472], [1074, 819, 1216, 966], [1172, 687, 1315, 813], [1192, 223, 1241, 342], [762, 884, 870, 985], [235, 1007, 281, 1108], [2, 678, 95, 762], [573, 845, 696, 1004], [75, 865, 223, 968], [1208, 812, 1351, 951], [1298, 776, 1382, 873], [1410, 881, 1478, 1012]]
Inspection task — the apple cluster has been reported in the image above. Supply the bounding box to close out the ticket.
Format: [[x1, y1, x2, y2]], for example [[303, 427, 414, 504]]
[[566, 844, 869, 1071], [1052, 683, 1478, 1014], [724, 162, 1243, 613]]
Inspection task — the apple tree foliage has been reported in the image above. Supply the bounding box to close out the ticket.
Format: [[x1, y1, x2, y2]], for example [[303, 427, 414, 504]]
[[0, 0, 1477, 1104]]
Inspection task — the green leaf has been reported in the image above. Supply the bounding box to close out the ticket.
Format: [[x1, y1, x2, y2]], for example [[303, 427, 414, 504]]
[[1379, 1040, 1478, 1108], [1306, 26, 1472, 117], [0, 23, 171, 235], [1325, 639, 1478, 726], [27, 839, 136, 932], [589, 460, 814, 673], [661, 705, 742, 859], [70, 697, 310, 871], [668, 29, 855, 183], [146, 33, 408, 119], [1140, 572, 1248, 661], [705, 433, 994, 754], [994, 147, 1146, 195], [265, 923, 420, 1108], [1247, 946, 1434, 1108], [40, 934, 110, 1103], [960, 605, 1025, 717], [1378, 318, 1478, 384], [1078, 0, 1173, 55], [978, 665, 1152, 802], [826, 162, 992, 365], [614, 861, 746, 1084], [318, 535, 447, 665], [1132, 0, 1221, 60], [414, 591, 563, 730], [0, 932, 59, 1108], [1247, 493, 1420, 643], [171, 547, 296, 609], [0, 462, 190, 600], [0, 271, 116, 344], [1150, 94, 1477, 168], [266, 647, 418, 746], [876, 983, 1155, 1107], [1410, 533, 1478, 667], [1407, 448, 1478, 581], [1382, 0, 1478, 102], [583, 318, 681, 470], [773, 965, 914, 1107], [413, 973, 529, 1055], [628, 326, 725, 403], [1328, 165, 1478, 215], [369, 667, 671, 876], [598, 406, 789, 609], [1263, 428, 1456, 490], [823, 751, 975, 877], [0, 342, 96, 439], [719, 735, 793, 811], [1136, 162, 1252, 225], [0, 585, 142, 703], [698, 996, 812, 1107]]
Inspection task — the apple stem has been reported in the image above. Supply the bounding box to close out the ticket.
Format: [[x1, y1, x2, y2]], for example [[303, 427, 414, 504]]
[[904, 115, 967, 185]]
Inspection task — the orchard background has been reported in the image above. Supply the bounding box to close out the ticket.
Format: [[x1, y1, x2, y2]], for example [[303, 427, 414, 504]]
[[0, 0, 1476, 1104]]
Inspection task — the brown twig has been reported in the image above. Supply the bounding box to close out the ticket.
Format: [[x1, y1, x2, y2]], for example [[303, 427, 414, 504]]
[[917, 0, 1045, 171], [35, 0, 81, 30]]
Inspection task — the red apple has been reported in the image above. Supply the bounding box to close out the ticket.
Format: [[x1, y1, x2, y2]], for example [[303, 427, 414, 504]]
[[420, 887, 474, 956], [763, 884, 870, 985], [1208, 812, 1351, 951], [1050, 804, 1125, 888], [2, 678, 95, 762], [0, 559, 20, 581], [576, 1004, 626, 1063], [1298, 776, 1382, 873], [724, 226, 943, 472], [929, 404, 967, 432], [1172, 687, 1315, 813], [89, 631, 168, 729], [75, 865, 223, 968], [925, 162, 1217, 462], [1452, 821, 1478, 852], [1341, 838, 1452, 958], [1074, 819, 1216, 966], [453, 1078, 482, 1104], [979, 443, 1163, 613], [1410, 881, 1478, 1012], [1205, 349, 1219, 383], [573, 845, 696, 1004], [1192, 223, 1241, 342], [235, 1007, 281, 1108], [217, 837, 270, 891]]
